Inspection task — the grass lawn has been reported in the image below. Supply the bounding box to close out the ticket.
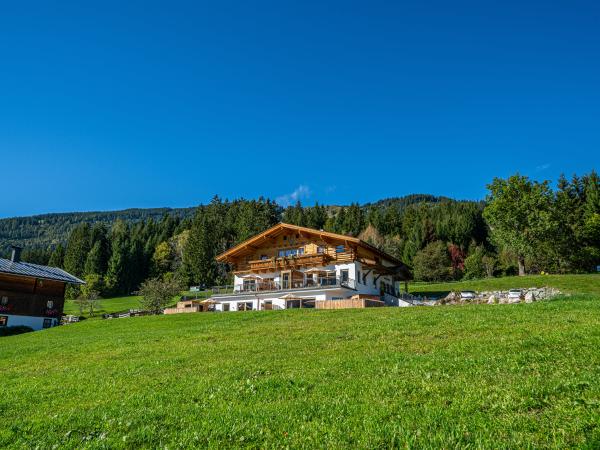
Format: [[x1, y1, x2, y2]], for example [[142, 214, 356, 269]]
[[1, 282, 600, 447], [63, 291, 212, 318], [63, 295, 143, 317], [409, 273, 600, 297]]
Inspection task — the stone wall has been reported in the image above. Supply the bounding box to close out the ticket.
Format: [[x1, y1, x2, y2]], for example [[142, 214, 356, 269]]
[[438, 287, 562, 306]]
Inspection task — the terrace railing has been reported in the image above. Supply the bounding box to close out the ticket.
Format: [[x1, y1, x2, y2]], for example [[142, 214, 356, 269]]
[[211, 277, 356, 296]]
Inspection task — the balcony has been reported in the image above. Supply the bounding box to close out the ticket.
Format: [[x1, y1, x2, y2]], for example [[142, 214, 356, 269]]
[[248, 253, 333, 272], [211, 276, 357, 297]]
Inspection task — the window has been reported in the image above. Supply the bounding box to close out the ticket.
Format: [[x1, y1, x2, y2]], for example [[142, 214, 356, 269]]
[[332, 297, 344, 300], [260, 255, 268, 260], [43, 318, 53, 329], [335, 245, 345, 253], [46, 300, 54, 309], [0, 316, 7, 327], [0, 296, 7, 306], [222, 303, 230, 312], [341, 269, 349, 283], [317, 246, 325, 254], [357, 271, 362, 284], [243, 280, 256, 291], [278, 248, 304, 258], [283, 236, 287, 241]]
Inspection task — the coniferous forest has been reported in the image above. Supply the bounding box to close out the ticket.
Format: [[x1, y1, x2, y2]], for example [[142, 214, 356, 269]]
[[1, 172, 598, 297]]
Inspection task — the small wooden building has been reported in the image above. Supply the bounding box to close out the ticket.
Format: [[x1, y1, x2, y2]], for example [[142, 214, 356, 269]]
[[0, 246, 84, 331]]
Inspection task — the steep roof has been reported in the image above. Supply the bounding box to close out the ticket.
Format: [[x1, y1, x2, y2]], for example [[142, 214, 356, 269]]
[[0, 258, 85, 285], [216, 222, 403, 265]]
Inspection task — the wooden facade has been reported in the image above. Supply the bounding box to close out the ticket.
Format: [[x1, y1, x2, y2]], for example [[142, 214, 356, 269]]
[[0, 272, 66, 318], [217, 223, 408, 278]]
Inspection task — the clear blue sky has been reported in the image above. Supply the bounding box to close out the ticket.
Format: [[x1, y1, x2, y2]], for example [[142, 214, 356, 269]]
[[1, 1, 599, 217]]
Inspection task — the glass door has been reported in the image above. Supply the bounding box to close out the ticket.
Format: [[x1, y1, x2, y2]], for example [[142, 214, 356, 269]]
[[281, 271, 291, 289]]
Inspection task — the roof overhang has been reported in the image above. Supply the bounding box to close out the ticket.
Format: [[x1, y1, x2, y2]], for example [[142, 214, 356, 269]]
[[216, 222, 403, 263]]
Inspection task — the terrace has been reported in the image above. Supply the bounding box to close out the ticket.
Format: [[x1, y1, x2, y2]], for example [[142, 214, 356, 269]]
[[211, 274, 357, 297]]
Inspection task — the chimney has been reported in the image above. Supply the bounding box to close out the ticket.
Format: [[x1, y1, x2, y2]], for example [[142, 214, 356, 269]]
[[10, 245, 22, 263]]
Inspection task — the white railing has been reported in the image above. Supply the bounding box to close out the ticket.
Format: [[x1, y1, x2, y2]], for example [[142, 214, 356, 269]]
[[212, 277, 357, 296]]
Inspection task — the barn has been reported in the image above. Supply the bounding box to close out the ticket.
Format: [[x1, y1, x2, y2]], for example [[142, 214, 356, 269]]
[[0, 246, 84, 330]]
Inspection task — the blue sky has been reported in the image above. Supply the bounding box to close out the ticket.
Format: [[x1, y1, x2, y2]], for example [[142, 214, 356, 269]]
[[1, 1, 599, 217]]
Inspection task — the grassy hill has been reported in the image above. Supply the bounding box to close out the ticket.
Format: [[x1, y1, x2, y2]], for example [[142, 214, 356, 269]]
[[1, 278, 599, 447]]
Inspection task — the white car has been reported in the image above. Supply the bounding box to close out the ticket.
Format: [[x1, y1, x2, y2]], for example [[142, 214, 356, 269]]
[[508, 289, 522, 300], [460, 291, 477, 299]]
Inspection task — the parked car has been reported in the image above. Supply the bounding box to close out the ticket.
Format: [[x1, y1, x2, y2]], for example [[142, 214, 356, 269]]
[[508, 289, 522, 300], [460, 291, 477, 299]]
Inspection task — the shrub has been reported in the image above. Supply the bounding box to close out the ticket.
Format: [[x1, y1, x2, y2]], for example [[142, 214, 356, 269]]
[[138, 276, 183, 313], [413, 241, 451, 281], [463, 246, 486, 279]]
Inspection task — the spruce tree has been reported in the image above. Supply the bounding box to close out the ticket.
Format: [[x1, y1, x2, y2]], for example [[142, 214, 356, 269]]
[[48, 244, 66, 268]]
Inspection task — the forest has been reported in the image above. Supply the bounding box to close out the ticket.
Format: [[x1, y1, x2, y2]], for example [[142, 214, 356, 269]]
[[1, 171, 598, 297]]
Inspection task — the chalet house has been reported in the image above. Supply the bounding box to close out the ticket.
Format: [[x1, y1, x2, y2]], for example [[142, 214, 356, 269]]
[[0, 246, 84, 330], [213, 223, 412, 311]]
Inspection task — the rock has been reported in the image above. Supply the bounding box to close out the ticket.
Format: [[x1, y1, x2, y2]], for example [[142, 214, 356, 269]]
[[508, 296, 521, 304], [525, 291, 536, 303], [487, 295, 497, 305]]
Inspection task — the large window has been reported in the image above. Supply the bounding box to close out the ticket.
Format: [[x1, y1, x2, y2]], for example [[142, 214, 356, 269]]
[[277, 248, 304, 258], [335, 245, 345, 253], [243, 280, 256, 291]]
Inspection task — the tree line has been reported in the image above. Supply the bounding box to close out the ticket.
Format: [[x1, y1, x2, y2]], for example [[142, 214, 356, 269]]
[[9, 171, 600, 296]]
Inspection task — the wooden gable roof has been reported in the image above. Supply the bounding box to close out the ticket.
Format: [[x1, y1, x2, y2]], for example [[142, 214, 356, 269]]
[[215, 222, 403, 266]]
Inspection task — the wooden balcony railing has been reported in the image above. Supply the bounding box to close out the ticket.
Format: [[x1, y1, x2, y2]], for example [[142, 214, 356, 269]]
[[248, 253, 334, 272]]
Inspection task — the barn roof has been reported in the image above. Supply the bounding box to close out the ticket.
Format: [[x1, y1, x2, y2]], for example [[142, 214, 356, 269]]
[[0, 258, 85, 285]]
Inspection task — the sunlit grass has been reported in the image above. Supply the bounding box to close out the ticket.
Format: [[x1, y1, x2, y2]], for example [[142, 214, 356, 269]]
[[1, 291, 599, 448]]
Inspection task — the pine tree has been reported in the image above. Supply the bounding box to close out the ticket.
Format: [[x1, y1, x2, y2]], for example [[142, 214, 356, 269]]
[[48, 244, 66, 268], [63, 223, 92, 278], [105, 220, 130, 295]]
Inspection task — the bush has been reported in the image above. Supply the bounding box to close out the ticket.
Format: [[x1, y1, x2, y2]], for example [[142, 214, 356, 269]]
[[464, 246, 486, 279], [0, 326, 34, 337], [138, 276, 183, 313], [413, 241, 451, 281]]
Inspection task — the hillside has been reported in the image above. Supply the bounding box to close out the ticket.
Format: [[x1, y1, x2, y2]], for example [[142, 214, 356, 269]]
[[1, 288, 599, 447], [0, 194, 453, 253], [0, 207, 196, 253]]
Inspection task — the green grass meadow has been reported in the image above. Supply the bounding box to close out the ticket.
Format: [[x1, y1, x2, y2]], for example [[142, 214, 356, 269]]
[[63, 295, 143, 317], [1, 275, 599, 448], [63, 290, 213, 318]]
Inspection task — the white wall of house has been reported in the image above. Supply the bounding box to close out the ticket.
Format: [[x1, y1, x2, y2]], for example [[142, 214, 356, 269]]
[[219, 261, 400, 312], [1, 314, 59, 331], [353, 261, 395, 297]]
